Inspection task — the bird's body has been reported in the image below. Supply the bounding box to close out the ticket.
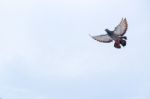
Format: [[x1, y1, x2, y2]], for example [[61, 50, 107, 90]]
[[90, 18, 128, 49]]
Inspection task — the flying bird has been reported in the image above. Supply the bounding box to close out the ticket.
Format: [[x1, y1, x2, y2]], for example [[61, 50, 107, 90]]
[[90, 18, 128, 49]]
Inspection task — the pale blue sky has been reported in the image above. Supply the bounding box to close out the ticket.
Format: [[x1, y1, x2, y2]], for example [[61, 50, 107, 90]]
[[0, 0, 150, 99]]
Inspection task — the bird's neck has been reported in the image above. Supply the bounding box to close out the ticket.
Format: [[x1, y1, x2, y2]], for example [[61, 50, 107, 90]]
[[106, 30, 113, 36]]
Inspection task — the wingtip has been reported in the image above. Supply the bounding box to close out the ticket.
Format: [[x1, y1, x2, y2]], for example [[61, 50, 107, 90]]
[[122, 17, 128, 24], [124, 17, 128, 25], [89, 34, 93, 38], [124, 17, 127, 21], [121, 18, 123, 21], [121, 17, 127, 20]]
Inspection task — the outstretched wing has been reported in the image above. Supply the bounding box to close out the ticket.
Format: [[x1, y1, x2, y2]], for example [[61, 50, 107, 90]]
[[113, 18, 128, 36], [90, 34, 113, 43]]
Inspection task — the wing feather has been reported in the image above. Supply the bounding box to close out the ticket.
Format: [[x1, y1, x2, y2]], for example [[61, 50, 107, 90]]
[[113, 18, 128, 36], [90, 34, 113, 43]]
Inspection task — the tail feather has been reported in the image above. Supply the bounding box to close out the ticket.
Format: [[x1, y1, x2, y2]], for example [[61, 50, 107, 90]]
[[120, 39, 126, 47]]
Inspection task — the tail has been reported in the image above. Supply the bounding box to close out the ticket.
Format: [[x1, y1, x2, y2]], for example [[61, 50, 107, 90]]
[[120, 39, 126, 47], [121, 36, 127, 40]]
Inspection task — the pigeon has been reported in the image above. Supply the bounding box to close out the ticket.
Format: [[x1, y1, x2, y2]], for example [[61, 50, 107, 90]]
[[90, 18, 128, 49]]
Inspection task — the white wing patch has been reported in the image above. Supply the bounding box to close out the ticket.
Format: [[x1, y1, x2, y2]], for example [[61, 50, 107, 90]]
[[113, 18, 128, 36], [90, 34, 113, 43]]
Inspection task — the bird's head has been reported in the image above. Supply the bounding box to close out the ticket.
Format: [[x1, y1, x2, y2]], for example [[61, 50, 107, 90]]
[[105, 29, 112, 35], [105, 29, 109, 32]]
